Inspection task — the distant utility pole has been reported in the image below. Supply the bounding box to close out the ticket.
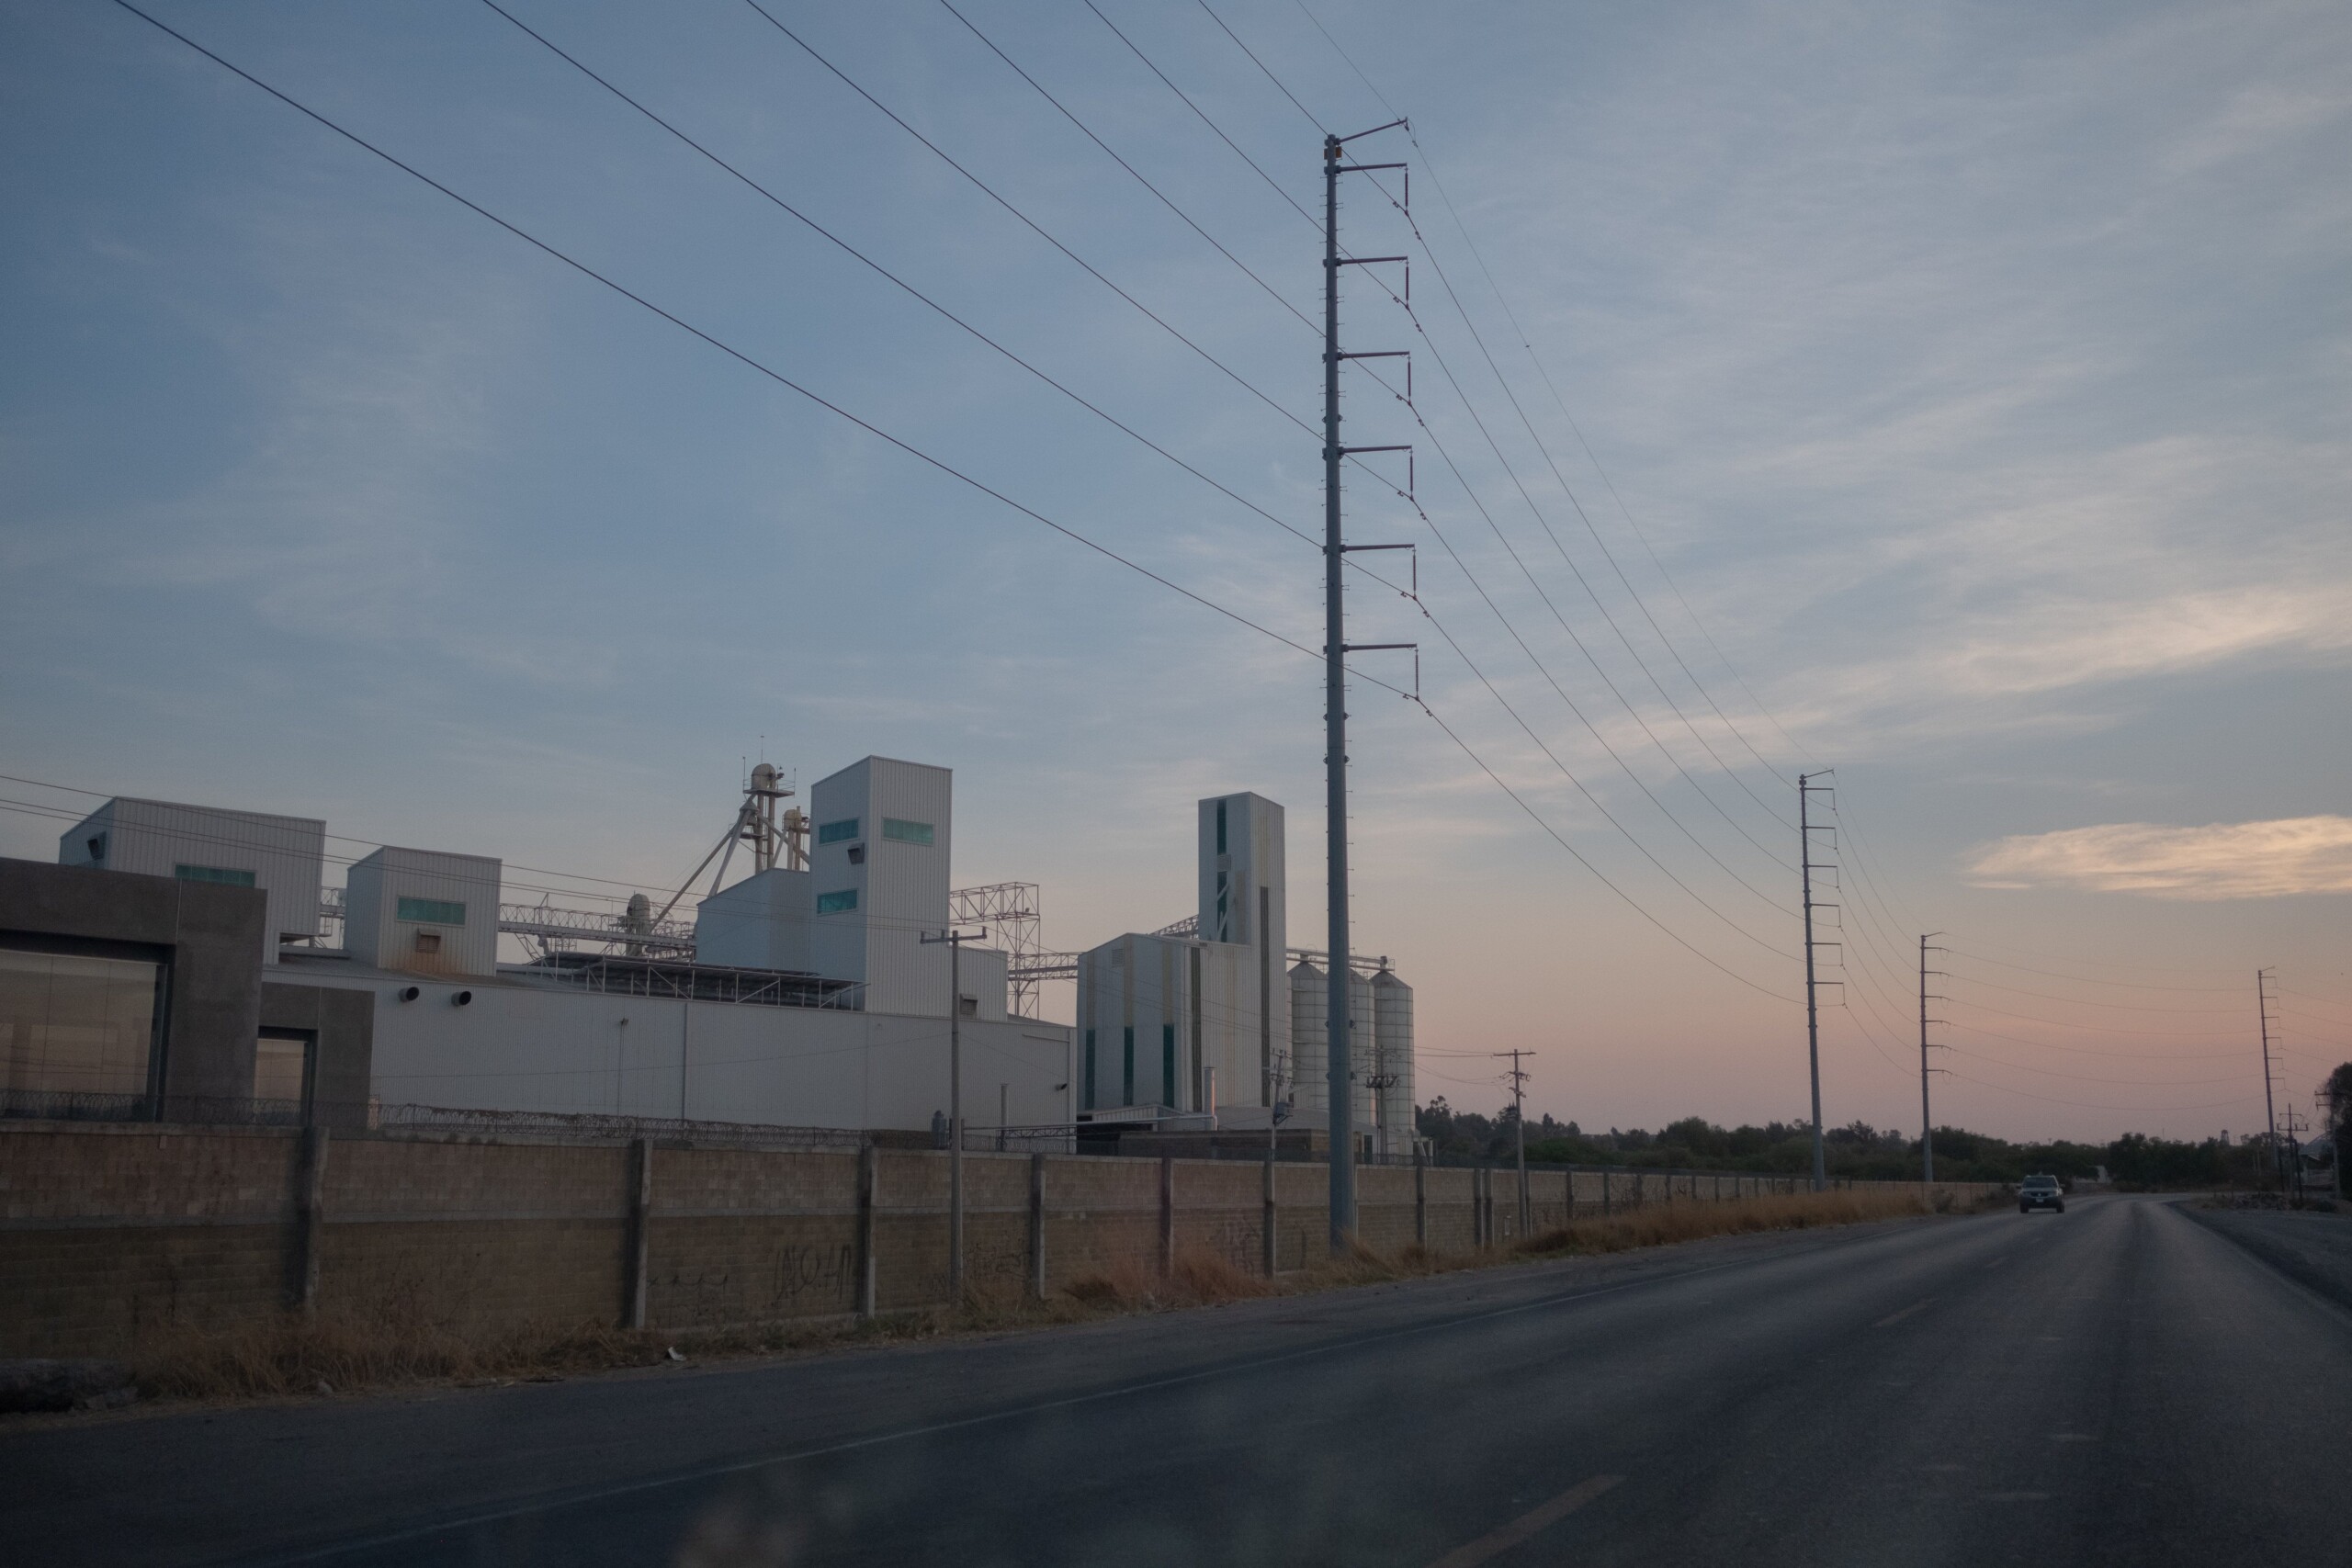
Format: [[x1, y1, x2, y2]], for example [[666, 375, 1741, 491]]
[[1798, 773, 1839, 1192], [2257, 967, 2282, 1191], [1319, 118, 1415, 1253], [1496, 1049, 1532, 1234], [922, 925, 988, 1297], [1918, 934, 1948, 1183]]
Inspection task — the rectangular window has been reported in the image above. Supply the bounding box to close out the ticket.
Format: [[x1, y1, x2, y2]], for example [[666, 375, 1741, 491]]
[[1162, 1023, 1176, 1109], [1122, 1026, 1135, 1107], [175, 864, 256, 888], [396, 896, 466, 926], [0, 943, 164, 1111], [818, 818, 860, 845], [413, 931, 442, 954], [880, 818, 934, 846], [1216, 798, 1227, 854], [816, 888, 859, 915], [1083, 1029, 1096, 1110], [254, 1030, 313, 1119]]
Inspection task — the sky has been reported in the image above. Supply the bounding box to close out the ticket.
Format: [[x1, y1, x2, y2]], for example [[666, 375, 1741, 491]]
[[3, 0, 2347, 1144]]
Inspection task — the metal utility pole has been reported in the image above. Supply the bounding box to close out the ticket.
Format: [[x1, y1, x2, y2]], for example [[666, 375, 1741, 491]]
[[1319, 118, 1412, 1252], [1797, 773, 1838, 1191], [1918, 934, 1946, 1183], [923, 925, 987, 1297], [1497, 1049, 1532, 1234], [2258, 967, 2282, 1191]]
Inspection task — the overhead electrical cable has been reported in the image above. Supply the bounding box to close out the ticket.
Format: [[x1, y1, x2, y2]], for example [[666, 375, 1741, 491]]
[[102, 0, 1810, 1009], [99, 0, 1376, 688], [473, 0, 1414, 599], [998, 0, 1799, 921], [1380, 186, 1798, 839], [933, 0, 1316, 335], [1175, 3, 1802, 874]]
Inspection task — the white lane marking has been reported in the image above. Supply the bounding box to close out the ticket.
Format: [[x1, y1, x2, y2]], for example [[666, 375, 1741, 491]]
[[1425, 1475, 1623, 1568], [1873, 1299, 1935, 1328]]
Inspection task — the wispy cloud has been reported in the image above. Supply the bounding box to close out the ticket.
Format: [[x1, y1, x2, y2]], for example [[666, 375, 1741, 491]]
[[1964, 817, 2352, 898]]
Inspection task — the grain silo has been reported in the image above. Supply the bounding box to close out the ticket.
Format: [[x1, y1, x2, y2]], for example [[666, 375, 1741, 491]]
[[1288, 958, 1327, 1114], [1372, 967, 1416, 1156]]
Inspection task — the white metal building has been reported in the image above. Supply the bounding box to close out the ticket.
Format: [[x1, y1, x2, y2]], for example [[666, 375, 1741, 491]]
[[345, 846, 501, 980], [58, 797, 324, 964], [55, 755, 1064, 1135], [1080, 788, 1418, 1152]]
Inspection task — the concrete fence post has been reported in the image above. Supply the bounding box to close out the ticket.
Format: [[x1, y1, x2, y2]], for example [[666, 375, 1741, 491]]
[[1413, 1145, 1427, 1249], [1027, 1152, 1046, 1302], [855, 1142, 878, 1320], [1159, 1156, 1175, 1278], [291, 1125, 329, 1317], [622, 1137, 652, 1330], [1262, 1153, 1279, 1277]]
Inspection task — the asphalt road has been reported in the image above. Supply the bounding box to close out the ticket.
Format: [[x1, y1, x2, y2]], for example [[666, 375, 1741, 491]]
[[7, 1193, 2347, 1567]]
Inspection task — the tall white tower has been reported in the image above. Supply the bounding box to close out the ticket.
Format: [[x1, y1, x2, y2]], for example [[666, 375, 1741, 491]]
[[804, 757, 954, 1016], [1198, 793, 1287, 1107]]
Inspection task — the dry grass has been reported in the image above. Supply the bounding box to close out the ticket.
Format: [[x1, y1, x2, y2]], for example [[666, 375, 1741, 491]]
[[127, 1190, 1969, 1405], [1511, 1186, 1970, 1258]]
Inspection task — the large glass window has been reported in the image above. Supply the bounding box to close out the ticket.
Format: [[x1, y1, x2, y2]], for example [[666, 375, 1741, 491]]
[[175, 863, 256, 888], [880, 818, 934, 846], [396, 896, 466, 925], [817, 818, 860, 845], [816, 888, 859, 915], [0, 944, 164, 1109]]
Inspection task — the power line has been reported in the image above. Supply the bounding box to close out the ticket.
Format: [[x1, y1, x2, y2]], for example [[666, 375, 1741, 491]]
[[93, 2, 1806, 1015], [933, 0, 1316, 335], [1234, 3, 1802, 840], [1064, 5, 1802, 919], [473, 0, 1407, 596], [100, 0, 1375, 689], [736, 0, 1321, 445]]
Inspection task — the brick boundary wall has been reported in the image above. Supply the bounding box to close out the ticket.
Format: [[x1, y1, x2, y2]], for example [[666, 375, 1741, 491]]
[[0, 1122, 2002, 1359]]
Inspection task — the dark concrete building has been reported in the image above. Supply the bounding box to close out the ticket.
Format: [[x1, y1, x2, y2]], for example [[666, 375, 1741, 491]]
[[0, 857, 371, 1127]]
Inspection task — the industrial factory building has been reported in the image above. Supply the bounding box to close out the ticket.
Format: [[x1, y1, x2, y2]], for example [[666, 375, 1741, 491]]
[[4, 758, 1068, 1135], [3, 759, 1417, 1152], [1075, 793, 1419, 1156]]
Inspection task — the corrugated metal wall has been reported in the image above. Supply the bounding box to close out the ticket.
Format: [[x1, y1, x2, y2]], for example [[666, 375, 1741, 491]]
[[60, 797, 325, 963]]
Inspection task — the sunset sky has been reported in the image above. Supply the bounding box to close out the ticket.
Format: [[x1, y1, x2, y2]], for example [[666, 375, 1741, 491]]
[[5, 0, 2346, 1143]]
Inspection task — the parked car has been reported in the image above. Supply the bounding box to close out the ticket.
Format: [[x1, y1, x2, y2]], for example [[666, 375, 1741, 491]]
[[2018, 1174, 2065, 1213]]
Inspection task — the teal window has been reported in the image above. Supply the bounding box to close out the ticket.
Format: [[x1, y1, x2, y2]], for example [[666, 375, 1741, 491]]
[[396, 896, 465, 925], [1083, 1029, 1096, 1110], [1216, 798, 1227, 853], [818, 818, 860, 845], [1162, 1023, 1177, 1108], [816, 888, 858, 915], [881, 818, 934, 846], [176, 864, 256, 888], [1122, 1026, 1135, 1106]]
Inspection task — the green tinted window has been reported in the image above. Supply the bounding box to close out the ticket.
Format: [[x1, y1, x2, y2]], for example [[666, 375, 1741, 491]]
[[881, 818, 934, 846], [816, 888, 859, 915], [818, 818, 860, 845], [175, 864, 256, 888], [396, 897, 466, 926]]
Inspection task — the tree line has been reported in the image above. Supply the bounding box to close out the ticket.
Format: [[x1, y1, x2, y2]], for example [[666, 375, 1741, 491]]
[[1414, 1084, 2347, 1189]]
